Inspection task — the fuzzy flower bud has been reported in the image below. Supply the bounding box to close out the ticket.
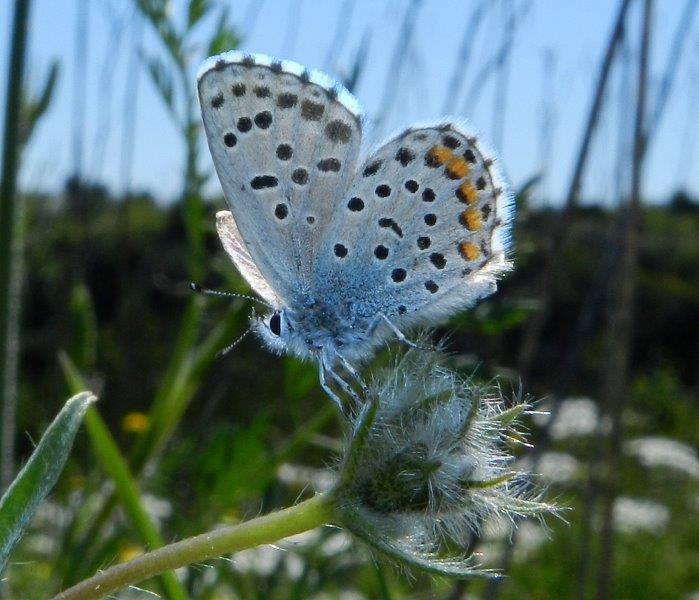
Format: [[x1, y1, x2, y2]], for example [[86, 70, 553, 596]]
[[332, 347, 556, 577]]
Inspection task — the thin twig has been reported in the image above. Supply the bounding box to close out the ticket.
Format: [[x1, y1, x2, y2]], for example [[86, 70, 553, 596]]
[[516, 0, 632, 378], [119, 8, 142, 194], [460, 0, 530, 116], [242, 0, 266, 37], [90, 1, 126, 180], [323, 0, 357, 71], [282, 0, 303, 57], [538, 48, 556, 205], [71, 0, 88, 179], [440, 0, 490, 114], [373, 0, 423, 134], [491, 0, 517, 152], [595, 2, 651, 597]]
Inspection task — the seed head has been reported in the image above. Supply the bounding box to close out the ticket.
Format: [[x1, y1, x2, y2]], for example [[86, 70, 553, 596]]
[[332, 347, 556, 577]]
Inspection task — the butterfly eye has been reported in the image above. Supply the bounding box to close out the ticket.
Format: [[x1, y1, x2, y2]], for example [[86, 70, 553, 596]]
[[269, 313, 282, 336]]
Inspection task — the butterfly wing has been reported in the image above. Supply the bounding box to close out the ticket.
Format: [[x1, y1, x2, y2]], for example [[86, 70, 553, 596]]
[[198, 52, 363, 305], [313, 122, 513, 326], [216, 210, 281, 306]]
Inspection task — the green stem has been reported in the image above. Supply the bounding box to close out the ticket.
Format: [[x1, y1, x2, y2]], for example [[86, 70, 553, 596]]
[[0, 0, 31, 492], [53, 494, 334, 600]]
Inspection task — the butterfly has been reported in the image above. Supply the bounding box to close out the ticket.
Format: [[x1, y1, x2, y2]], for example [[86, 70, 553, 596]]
[[197, 51, 513, 405]]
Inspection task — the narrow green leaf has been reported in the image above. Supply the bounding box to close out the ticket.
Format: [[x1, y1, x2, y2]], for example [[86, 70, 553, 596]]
[[19, 60, 60, 147], [490, 404, 527, 426], [142, 52, 175, 113], [69, 283, 97, 371], [187, 0, 211, 28], [206, 10, 239, 57], [0, 391, 95, 573]]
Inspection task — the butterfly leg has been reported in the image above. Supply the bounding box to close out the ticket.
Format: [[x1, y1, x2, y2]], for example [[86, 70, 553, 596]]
[[321, 355, 364, 410], [367, 313, 432, 351], [319, 359, 345, 412], [337, 354, 370, 399]]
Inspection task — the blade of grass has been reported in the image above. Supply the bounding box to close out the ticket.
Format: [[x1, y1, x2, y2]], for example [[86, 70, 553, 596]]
[[58, 352, 187, 600], [0, 391, 94, 572]]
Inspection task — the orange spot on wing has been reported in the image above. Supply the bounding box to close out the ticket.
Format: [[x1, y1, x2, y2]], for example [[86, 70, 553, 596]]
[[426, 146, 453, 166], [456, 182, 478, 204], [460, 208, 482, 231], [459, 241, 480, 261], [446, 157, 469, 179]]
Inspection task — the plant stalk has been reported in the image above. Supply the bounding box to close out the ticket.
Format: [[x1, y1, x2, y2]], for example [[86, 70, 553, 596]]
[[595, 1, 652, 597], [0, 0, 31, 492], [53, 494, 333, 600]]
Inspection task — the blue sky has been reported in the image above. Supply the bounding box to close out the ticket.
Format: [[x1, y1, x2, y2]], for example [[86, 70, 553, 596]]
[[1, 0, 697, 205]]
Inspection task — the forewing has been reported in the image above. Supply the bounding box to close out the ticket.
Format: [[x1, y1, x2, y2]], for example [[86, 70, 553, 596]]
[[198, 51, 363, 304], [313, 122, 513, 325], [216, 211, 281, 306]]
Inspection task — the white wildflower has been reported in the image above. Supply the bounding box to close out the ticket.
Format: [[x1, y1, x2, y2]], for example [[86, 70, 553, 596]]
[[625, 437, 699, 479]]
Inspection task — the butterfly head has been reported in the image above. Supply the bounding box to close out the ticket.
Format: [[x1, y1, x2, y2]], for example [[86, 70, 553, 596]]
[[254, 309, 295, 355], [253, 304, 370, 364]]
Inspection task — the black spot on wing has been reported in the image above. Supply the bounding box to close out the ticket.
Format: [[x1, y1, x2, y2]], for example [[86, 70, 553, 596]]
[[301, 100, 325, 121], [325, 119, 352, 143], [391, 269, 407, 283], [237, 117, 252, 132], [422, 188, 435, 202], [405, 180, 419, 193], [374, 245, 389, 259], [347, 197, 364, 211], [274, 203, 288, 219], [292, 168, 308, 185], [277, 93, 298, 108], [395, 147, 415, 166], [276, 144, 292, 160], [442, 135, 460, 149], [317, 158, 341, 172], [251, 175, 278, 190], [254, 111, 273, 129], [430, 253, 446, 269], [375, 184, 391, 198], [363, 160, 382, 177], [378, 218, 403, 238]]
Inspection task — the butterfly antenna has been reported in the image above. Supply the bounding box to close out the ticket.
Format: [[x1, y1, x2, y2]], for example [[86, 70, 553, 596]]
[[189, 282, 272, 309], [216, 325, 253, 359]]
